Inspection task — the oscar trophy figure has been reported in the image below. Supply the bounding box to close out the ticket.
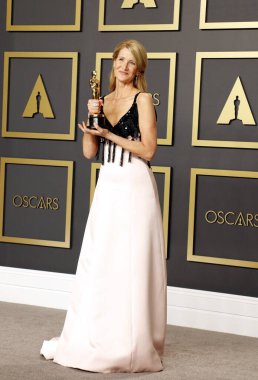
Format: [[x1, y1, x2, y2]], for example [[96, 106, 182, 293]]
[[88, 70, 106, 129]]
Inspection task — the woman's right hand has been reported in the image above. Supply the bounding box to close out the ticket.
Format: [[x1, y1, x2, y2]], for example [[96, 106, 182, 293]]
[[87, 99, 103, 115]]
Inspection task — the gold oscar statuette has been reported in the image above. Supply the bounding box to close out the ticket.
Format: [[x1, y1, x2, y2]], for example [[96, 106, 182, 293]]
[[88, 70, 106, 129]]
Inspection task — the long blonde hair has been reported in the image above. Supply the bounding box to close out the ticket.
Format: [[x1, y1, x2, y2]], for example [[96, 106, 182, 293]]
[[109, 39, 148, 92]]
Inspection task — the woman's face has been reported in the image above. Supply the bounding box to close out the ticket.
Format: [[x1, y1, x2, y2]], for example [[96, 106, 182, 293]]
[[113, 47, 138, 86]]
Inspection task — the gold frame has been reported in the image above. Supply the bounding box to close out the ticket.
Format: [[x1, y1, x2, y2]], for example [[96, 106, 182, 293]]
[[0, 157, 74, 248], [2, 52, 78, 140], [89, 163, 171, 257], [6, 0, 82, 31], [187, 168, 258, 269], [200, 0, 258, 30], [192, 51, 258, 149], [98, 0, 180, 31], [96, 52, 176, 145]]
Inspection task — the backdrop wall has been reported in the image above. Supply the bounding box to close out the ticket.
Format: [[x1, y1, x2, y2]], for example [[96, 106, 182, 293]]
[[0, 0, 258, 301]]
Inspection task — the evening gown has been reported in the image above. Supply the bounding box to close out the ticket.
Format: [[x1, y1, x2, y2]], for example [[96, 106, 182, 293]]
[[40, 92, 167, 373]]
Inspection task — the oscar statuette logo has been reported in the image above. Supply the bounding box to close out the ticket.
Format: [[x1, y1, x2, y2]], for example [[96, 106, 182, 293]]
[[87, 70, 106, 130], [22, 74, 55, 119], [192, 52, 258, 149], [121, 0, 157, 8], [217, 76, 256, 126]]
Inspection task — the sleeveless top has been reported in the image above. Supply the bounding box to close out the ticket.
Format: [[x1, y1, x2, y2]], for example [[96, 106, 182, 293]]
[[96, 92, 150, 167]]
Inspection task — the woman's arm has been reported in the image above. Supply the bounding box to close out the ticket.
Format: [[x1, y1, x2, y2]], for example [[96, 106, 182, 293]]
[[78, 99, 104, 159], [83, 93, 157, 161], [81, 132, 99, 159]]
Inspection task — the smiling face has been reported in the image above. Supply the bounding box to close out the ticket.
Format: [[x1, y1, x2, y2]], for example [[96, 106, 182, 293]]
[[109, 40, 148, 92], [113, 47, 138, 86]]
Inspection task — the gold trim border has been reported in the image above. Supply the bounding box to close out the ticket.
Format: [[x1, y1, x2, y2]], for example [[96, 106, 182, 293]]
[[6, 0, 82, 31], [89, 163, 171, 258], [96, 52, 176, 146], [2, 52, 78, 140], [200, 0, 258, 30], [98, 0, 180, 31], [187, 168, 258, 269], [0, 157, 74, 248], [192, 51, 258, 149]]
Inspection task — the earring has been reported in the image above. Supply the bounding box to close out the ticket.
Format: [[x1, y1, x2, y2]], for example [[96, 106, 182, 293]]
[[134, 75, 138, 85]]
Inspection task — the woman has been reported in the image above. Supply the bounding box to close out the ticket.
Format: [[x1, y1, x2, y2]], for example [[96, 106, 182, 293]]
[[40, 39, 167, 373]]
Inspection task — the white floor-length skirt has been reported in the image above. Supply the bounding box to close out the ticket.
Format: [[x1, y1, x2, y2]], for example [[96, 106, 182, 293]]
[[40, 144, 167, 373]]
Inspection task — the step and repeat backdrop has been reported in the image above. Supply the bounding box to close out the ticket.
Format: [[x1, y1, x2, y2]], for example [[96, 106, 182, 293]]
[[0, 0, 258, 297]]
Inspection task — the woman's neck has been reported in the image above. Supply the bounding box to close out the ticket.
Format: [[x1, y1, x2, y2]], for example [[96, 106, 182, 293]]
[[112, 81, 137, 99]]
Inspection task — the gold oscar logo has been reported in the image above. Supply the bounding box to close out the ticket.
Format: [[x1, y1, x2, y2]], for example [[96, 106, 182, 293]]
[[22, 74, 55, 119], [12, 194, 59, 210], [205, 210, 258, 228], [121, 0, 157, 8], [217, 76, 256, 126]]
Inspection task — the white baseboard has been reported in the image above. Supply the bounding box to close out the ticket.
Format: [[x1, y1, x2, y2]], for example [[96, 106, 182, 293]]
[[0, 266, 258, 338], [167, 287, 258, 338]]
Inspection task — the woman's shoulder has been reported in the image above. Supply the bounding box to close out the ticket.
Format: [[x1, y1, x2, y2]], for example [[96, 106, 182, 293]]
[[136, 92, 153, 109], [136, 92, 156, 120], [137, 92, 153, 103]]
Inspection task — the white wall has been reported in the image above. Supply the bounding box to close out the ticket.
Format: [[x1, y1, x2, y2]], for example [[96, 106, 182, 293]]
[[0, 266, 258, 338]]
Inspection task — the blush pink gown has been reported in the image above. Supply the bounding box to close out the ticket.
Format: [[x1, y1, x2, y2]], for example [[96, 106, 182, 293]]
[[40, 143, 167, 373]]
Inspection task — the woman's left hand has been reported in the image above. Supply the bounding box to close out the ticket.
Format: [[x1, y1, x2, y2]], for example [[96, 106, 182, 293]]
[[78, 122, 111, 139]]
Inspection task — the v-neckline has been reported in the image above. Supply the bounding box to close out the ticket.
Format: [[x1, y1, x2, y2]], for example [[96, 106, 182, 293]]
[[103, 93, 140, 128], [104, 103, 135, 128]]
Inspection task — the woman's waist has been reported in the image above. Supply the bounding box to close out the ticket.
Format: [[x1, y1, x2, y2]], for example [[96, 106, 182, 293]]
[[97, 144, 153, 184], [97, 162, 156, 195], [101, 140, 149, 168]]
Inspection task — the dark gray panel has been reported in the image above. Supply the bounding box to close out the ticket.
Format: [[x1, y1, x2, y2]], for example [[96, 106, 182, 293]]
[[12, 0, 76, 25], [199, 58, 258, 142], [3, 164, 67, 241], [206, 0, 258, 23], [8, 58, 72, 134], [195, 175, 258, 261]]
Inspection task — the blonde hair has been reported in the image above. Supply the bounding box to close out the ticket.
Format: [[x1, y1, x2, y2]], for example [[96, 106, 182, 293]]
[[109, 39, 148, 92]]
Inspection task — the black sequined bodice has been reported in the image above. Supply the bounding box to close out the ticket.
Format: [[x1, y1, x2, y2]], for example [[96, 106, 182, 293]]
[[96, 92, 145, 166], [104, 95, 141, 140]]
